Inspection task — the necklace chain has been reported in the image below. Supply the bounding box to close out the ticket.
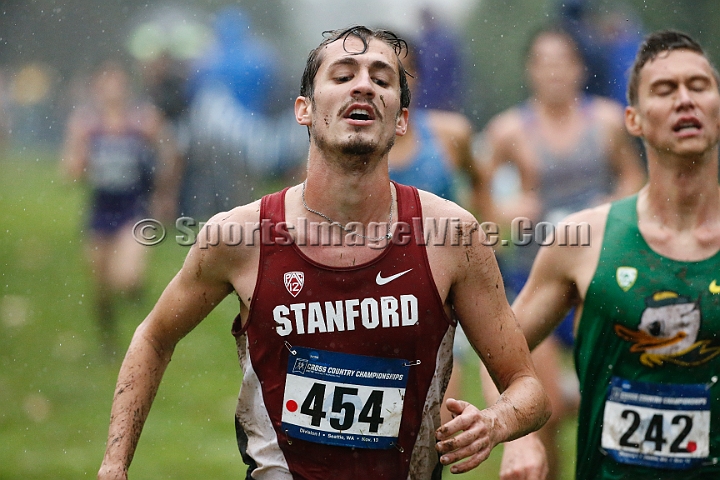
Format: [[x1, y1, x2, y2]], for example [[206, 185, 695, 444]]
[[301, 181, 394, 241]]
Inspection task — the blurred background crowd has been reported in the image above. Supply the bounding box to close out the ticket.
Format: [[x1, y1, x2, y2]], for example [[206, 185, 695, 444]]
[[1, 0, 719, 478], [3, 0, 720, 153], [1, 0, 717, 221]]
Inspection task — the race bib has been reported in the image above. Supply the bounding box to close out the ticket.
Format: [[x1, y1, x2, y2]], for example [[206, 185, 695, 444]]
[[602, 376, 710, 469], [281, 346, 410, 449]]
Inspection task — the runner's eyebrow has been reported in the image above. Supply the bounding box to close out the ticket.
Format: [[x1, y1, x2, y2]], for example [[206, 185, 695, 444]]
[[327, 57, 397, 77]]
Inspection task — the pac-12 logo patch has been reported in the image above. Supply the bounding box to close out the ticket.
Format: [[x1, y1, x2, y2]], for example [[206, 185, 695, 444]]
[[284, 271, 304, 297], [616, 266, 638, 292]]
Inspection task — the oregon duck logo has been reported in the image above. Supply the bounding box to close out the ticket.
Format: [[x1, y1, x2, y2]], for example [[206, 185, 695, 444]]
[[614, 291, 720, 367]]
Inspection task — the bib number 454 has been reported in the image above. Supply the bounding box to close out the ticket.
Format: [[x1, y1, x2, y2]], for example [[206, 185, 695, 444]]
[[302, 383, 384, 432]]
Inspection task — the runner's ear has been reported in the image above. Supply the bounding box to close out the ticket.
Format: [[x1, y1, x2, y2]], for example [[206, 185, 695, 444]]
[[395, 108, 409, 136], [296, 96, 312, 126], [625, 105, 643, 138]]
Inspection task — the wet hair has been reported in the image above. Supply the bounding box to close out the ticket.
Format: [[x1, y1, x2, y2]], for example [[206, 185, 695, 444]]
[[627, 30, 719, 105], [299, 25, 411, 109]]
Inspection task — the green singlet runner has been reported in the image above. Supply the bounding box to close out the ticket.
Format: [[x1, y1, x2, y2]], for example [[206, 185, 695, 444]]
[[575, 195, 720, 479]]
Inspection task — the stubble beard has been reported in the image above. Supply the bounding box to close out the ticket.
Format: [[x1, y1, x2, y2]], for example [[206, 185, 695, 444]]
[[312, 127, 396, 174]]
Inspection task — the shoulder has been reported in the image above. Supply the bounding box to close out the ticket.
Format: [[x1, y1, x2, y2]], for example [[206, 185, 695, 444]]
[[417, 189, 491, 272], [182, 200, 263, 279], [552, 202, 611, 254], [483, 107, 525, 146], [536, 203, 611, 279], [560, 202, 611, 232], [553, 203, 613, 294], [425, 109, 473, 140], [416, 190, 501, 307], [212, 199, 262, 224], [202, 199, 263, 246], [417, 188, 475, 222], [587, 96, 626, 128]]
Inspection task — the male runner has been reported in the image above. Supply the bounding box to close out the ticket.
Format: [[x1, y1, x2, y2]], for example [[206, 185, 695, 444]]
[[487, 30, 720, 479], [97, 26, 549, 479]]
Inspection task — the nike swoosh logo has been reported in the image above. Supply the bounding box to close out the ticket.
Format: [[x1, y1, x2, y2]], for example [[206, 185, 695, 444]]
[[710, 280, 720, 294], [376, 269, 413, 285]]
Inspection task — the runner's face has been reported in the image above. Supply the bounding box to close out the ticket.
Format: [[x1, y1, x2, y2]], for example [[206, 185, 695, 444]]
[[295, 36, 408, 162], [626, 49, 720, 157], [94, 68, 129, 107], [527, 33, 584, 103]]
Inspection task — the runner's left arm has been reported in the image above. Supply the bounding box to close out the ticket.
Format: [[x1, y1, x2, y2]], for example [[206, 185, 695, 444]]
[[434, 213, 550, 474]]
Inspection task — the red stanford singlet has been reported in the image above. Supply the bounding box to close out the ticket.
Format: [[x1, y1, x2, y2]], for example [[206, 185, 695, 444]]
[[232, 182, 454, 480]]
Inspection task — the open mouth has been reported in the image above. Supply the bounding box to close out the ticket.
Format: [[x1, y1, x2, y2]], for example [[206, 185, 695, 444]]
[[673, 117, 702, 132], [348, 108, 372, 121], [343, 104, 376, 123]]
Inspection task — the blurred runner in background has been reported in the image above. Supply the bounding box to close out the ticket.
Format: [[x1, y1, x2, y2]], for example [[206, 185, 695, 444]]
[[61, 60, 178, 357], [480, 25, 645, 479]]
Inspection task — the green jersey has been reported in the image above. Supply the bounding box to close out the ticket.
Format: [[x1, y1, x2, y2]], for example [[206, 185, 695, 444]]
[[575, 195, 720, 479]]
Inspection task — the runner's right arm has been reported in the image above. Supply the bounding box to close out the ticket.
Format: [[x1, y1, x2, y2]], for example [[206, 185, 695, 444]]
[[97, 210, 252, 480]]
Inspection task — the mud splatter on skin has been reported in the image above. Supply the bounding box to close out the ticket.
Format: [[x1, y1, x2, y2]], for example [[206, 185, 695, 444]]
[[195, 260, 203, 279], [379, 95, 386, 108], [467, 222, 479, 235], [455, 221, 480, 249]]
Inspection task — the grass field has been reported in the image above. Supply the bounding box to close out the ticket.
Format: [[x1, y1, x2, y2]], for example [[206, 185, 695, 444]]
[[0, 148, 576, 479]]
